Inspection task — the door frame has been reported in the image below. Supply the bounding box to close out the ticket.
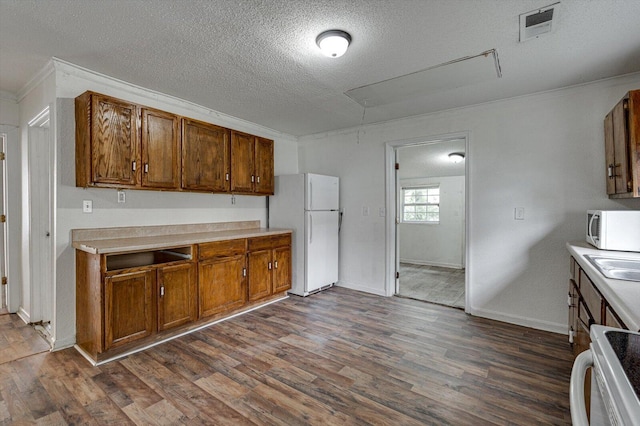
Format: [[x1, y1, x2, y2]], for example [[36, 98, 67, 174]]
[[26, 106, 55, 330], [384, 131, 470, 312]]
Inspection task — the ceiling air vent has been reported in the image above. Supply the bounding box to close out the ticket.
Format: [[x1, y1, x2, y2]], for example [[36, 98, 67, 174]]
[[519, 2, 559, 42]]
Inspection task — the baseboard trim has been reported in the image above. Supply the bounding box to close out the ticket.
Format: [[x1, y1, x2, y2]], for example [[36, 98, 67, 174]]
[[16, 307, 30, 324], [400, 259, 464, 269], [335, 281, 387, 297], [469, 306, 567, 335]]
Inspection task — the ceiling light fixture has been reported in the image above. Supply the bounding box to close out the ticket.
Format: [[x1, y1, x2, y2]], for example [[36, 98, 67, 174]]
[[448, 153, 465, 163], [316, 30, 351, 58]]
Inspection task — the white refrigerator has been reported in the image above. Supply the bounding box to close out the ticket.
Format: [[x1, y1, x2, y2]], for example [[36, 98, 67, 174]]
[[269, 173, 339, 296]]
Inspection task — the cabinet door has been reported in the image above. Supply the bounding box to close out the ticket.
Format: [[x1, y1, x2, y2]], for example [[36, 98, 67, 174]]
[[254, 137, 274, 195], [230, 131, 255, 193], [105, 269, 155, 350], [141, 108, 180, 189], [91, 94, 139, 186], [182, 118, 230, 192], [273, 246, 291, 293], [612, 99, 631, 194], [158, 263, 196, 331], [248, 249, 272, 301], [604, 112, 616, 195], [199, 254, 246, 317]]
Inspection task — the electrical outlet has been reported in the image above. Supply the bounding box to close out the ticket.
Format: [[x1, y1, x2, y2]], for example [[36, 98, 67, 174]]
[[117, 191, 125, 203], [515, 207, 525, 220], [362, 206, 370, 216], [379, 207, 386, 217], [83, 200, 92, 213]]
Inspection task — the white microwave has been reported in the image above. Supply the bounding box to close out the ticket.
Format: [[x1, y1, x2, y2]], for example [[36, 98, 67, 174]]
[[587, 210, 640, 252]]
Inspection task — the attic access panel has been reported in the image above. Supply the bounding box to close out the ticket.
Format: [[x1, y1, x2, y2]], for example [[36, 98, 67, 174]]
[[345, 49, 502, 108]]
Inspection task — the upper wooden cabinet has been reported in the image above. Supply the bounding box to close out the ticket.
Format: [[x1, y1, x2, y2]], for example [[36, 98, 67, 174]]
[[604, 90, 640, 198], [141, 108, 180, 189], [75, 91, 274, 195], [181, 118, 230, 192], [76, 92, 139, 188], [231, 131, 275, 195]]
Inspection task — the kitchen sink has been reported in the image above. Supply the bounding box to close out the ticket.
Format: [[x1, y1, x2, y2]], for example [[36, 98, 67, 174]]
[[585, 255, 640, 282]]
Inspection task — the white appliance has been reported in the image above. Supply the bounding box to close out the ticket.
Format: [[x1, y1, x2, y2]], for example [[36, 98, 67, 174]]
[[587, 210, 640, 252], [269, 173, 339, 296], [570, 325, 640, 425]]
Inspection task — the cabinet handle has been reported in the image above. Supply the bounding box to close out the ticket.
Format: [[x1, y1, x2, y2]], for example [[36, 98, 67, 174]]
[[608, 164, 614, 178], [257, 176, 260, 184], [226, 173, 230, 181], [160, 286, 165, 297], [251, 175, 255, 183], [243, 268, 246, 277], [144, 163, 149, 173], [268, 262, 272, 270], [274, 261, 278, 269], [567, 294, 572, 306], [568, 328, 574, 344], [132, 161, 137, 171]]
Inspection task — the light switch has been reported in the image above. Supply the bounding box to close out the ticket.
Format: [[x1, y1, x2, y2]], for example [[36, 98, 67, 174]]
[[379, 207, 386, 217], [117, 191, 125, 203], [362, 206, 370, 216], [515, 207, 525, 220], [83, 200, 92, 213]]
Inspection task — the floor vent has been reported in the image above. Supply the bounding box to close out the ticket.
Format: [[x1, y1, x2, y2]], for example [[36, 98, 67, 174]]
[[519, 2, 559, 42]]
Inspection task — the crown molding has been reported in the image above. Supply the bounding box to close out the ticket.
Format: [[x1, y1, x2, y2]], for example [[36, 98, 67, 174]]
[[16, 59, 55, 102], [0, 91, 17, 102]]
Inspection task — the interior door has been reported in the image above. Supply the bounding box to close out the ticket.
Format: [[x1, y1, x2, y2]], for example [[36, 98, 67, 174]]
[[28, 108, 53, 324], [305, 210, 339, 293], [0, 133, 6, 310]]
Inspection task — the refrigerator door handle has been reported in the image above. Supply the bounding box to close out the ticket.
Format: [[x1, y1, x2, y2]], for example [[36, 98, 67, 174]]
[[309, 181, 313, 210], [309, 213, 313, 244]]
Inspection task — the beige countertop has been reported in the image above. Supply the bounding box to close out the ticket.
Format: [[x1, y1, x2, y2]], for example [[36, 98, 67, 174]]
[[566, 241, 640, 332], [72, 221, 292, 255]]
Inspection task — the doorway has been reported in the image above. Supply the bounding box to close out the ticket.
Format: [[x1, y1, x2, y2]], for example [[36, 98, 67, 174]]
[[1, 133, 7, 313], [385, 134, 468, 310], [27, 107, 54, 328]]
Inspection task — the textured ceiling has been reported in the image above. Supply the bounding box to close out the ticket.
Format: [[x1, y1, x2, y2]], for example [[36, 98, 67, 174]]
[[1, 0, 640, 136]]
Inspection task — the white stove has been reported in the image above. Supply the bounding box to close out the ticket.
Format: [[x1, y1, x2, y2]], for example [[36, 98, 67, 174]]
[[570, 325, 640, 425]]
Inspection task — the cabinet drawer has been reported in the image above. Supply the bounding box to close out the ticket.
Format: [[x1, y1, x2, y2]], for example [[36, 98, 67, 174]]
[[199, 239, 246, 260], [579, 269, 602, 324], [248, 234, 291, 251]]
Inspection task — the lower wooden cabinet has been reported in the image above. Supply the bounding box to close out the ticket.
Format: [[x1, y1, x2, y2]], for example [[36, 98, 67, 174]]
[[105, 269, 155, 350], [158, 262, 197, 331], [568, 256, 628, 358], [248, 234, 292, 301], [199, 254, 247, 317], [76, 232, 291, 362]]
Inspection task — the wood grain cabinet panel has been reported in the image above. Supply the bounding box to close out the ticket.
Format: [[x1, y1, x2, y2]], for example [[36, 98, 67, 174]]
[[199, 254, 246, 317], [105, 269, 155, 350], [230, 130, 255, 193], [254, 137, 274, 195], [230, 131, 274, 195], [141, 108, 180, 189], [181, 118, 230, 192], [248, 234, 292, 301], [604, 90, 640, 198], [248, 249, 273, 301], [76, 92, 139, 188], [158, 262, 197, 331], [273, 245, 292, 293]]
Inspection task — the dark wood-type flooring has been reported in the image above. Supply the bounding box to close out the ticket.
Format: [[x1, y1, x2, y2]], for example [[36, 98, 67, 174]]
[[0, 287, 574, 425]]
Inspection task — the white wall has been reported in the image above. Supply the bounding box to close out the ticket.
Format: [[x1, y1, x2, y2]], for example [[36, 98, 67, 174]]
[[11, 60, 299, 349], [299, 72, 640, 333], [399, 176, 465, 268]]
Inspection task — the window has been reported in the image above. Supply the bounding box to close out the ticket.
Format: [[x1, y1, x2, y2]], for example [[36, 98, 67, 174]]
[[402, 186, 440, 223]]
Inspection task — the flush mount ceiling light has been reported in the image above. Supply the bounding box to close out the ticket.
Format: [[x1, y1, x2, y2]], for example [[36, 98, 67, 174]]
[[449, 153, 465, 163], [316, 30, 351, 58]]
